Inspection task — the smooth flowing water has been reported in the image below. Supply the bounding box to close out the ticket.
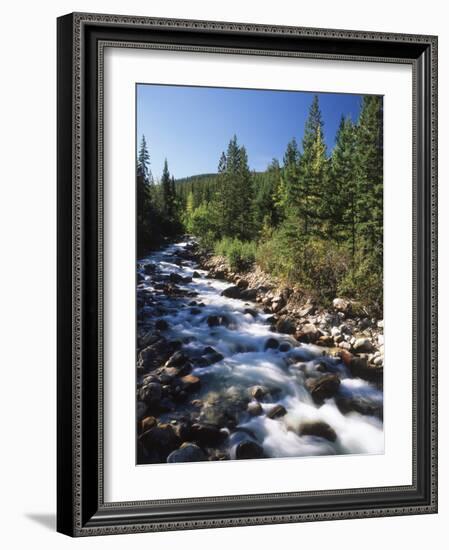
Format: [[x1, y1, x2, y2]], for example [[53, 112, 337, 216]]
[[137, 240, 384, 460]]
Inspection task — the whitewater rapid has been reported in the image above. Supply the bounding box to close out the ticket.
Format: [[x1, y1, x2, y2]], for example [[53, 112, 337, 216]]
[[137, 240, 384, 460]]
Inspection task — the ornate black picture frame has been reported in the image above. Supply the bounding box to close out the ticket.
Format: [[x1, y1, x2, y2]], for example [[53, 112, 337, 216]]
[[57, 12, 438, 537]]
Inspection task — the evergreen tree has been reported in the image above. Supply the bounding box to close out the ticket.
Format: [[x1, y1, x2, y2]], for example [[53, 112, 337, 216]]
[[137, 134, 152, 183], [217, 136, 253, 240], [330, 116, 358, 251], [298, 95, 329, 237], [136, 134, 158, 255], [282, 138, 301, 207], [354, 96, 383, 260], [161, 159, 174, 219], [254, 159, 281, 231]]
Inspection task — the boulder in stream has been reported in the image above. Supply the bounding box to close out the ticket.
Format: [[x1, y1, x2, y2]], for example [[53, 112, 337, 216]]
[[190, 423, 227, 446], [267, 404, 287, 419], [307, 374, 341, 404], [167, 443, 207, 463], [138, 423, 181, 463], [235, 440, 265, 460], [221, 285, 242, 299], [299, 420, 337, 442], [276, 317, 296, 334]]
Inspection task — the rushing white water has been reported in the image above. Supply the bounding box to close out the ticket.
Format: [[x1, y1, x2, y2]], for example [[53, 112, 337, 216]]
[[137, 240, 384, 460]]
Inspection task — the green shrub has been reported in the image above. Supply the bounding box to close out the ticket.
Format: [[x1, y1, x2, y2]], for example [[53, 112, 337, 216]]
[[214, 237, 257, 271], [257, 227, 352, 305], [184, 202, 220, 248], [338, 245, 383, 315]]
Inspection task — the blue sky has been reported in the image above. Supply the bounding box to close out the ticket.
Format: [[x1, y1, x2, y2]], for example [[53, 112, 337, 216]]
[[137, 84, 367, 180]]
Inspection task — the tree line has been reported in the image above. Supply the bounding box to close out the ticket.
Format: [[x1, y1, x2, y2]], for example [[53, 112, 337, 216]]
[[137, 94, 383, 312]]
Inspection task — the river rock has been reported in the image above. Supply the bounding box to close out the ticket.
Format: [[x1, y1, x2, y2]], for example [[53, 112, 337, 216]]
[[167, 443, 207, 463], [333, 297, 351, 313], [235, 440, 264, 460], [249, 385, 269, 400], [138, 381, 162, 407], [307, 374, 341, 404], [336, 396, 383, 419], [221, 285, 242, 299], [236, 278, 249, 289], [164, 351, 189, 369], [267, 404, 287, 419], [180, 374, 201, 392], [138, 331, 161, 349], [373, 356, 383, 366], [298, 302, 315, 317], [299, 420, 337, 442], [190, 423, 227, 446], [247, 401, 263, 416], [295, 323, 320, 343], [168, 272, 185, 284], [138, 337, 174, 371], [192, 271, 201, 278], [348, 357, 383, 382], [279, 342, 292, 352], [138, 423, 181, 463], [196, 350, 224, 367], [271, 295, 285, 313], [276, 317, 296, 334], [200, 387, 248, 427], [317, 335, 334, 347], [353, 338, 374, 353], [141, 416, 157, 432], [264, 337, 279, 350], [240, 288, 258, 301], [207, 315, 220, 327], [331, 326, 341, 338]]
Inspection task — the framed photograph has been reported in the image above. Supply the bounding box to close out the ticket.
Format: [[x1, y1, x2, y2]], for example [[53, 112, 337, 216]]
[[57, 12, 438, 536]]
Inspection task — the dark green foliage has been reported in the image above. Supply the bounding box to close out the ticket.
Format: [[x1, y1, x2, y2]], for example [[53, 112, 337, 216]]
[[138, 94, 384, 313], [136, 137, 182, 256], [136, 135, 158, 256], [215, 136, 254, 240]]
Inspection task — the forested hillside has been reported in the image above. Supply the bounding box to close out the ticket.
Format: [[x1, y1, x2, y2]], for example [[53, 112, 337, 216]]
[[137, 94, 383, 313]]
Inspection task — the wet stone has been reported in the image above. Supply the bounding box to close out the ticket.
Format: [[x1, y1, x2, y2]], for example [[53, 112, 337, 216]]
[[267, 404, 287, 419], [299, 421, 337, 442], [235, 440, 264, 460], [167, 443, 207, 463], [308, 374, 341, 404], [264, 337, 279, 350]]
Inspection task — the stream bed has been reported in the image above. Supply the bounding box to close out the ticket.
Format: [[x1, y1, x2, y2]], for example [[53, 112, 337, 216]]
[[136, 239, 384, 464]]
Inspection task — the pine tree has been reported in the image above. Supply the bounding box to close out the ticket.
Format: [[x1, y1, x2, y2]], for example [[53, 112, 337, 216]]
[[137, 135, 153, 184], [216, 136, 253, 240], [136, 134, 157, 255], [282, 138, 301, 207], [161, 159, 173, 219], [354, 96, 383, 260], [235, 144, 253, 239], [330, 116, 358, 251], [298, 95, 329, 237]]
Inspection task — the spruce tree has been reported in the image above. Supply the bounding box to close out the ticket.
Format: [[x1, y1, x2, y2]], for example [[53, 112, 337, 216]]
[[161, 159, 172, 217], [136, 134, 157, 255], [354, 96, 383, 260], [330, 116, 358, 251], [282, 138, 301, 209], [298, 95, 329, 237]]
